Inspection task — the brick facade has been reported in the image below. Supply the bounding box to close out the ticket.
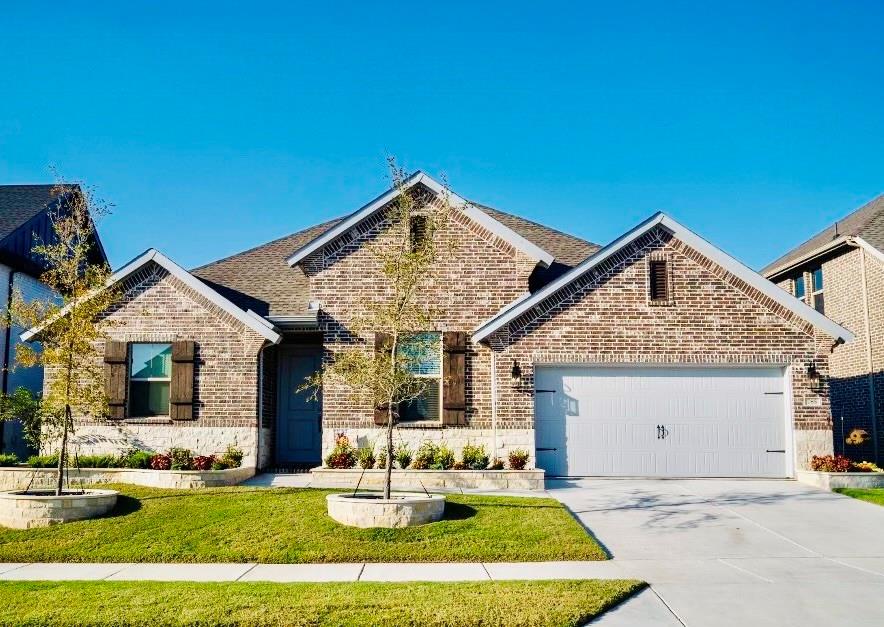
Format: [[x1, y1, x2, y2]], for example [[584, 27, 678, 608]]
[[488, 228, 836, 470], [775, 245, 884, 462], [42, 262, 267, 467]]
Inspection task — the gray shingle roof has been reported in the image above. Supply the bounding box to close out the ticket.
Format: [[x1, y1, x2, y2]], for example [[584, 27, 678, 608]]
[[762, 194, 884, 277], [0, 184, 70, 242], [191, 205, 600, 316]]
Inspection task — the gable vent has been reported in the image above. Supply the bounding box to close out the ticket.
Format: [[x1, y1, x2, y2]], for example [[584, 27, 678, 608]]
[[649, 260, 668, 301]]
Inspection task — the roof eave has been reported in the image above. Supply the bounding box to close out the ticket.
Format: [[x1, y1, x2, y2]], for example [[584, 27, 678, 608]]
[[285, 171, 555, 269], [473, 212, 855, 345], [762, 236, 854, 280]]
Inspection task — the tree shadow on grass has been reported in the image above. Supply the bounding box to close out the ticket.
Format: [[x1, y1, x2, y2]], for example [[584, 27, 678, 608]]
[[443, 502, 477, 521], [103, 495, 142, 519]]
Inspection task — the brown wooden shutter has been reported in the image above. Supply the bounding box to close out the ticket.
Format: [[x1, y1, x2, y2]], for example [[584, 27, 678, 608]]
[[649, 260, 668, 301], [104, 340, 128, 420], [442, 331, 467, 425], [374, 332, 392, 425], [170, 341, 196, 421]]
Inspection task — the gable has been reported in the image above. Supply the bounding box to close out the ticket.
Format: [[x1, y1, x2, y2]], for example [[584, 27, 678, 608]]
[[286, 171, 555, 269], [474, 213, 854, 344]]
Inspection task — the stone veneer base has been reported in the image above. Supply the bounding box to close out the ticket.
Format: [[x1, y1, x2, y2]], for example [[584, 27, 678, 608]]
[[311, 468, 545, 491], [0, 466, 255, 491], [0, 489, 118, 529], [796, 470, 884, 490], [326, 492, 446, 528]]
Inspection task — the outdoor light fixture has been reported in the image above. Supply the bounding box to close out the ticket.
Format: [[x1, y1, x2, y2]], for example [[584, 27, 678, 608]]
[[807, 361, 819, 382], [511, 360, 522, 382]]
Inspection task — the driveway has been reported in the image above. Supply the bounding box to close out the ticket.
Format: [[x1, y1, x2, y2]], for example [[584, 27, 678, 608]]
[[548, 478, 884, 626]]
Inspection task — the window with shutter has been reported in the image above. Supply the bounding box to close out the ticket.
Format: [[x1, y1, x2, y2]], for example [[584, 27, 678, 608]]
[[398, 332, 442, 422], [442, 331, 467, 426], [128, 343, 172, 417], [104, 340, 128, 420], [170, 341, 196, 420], [649, 260, 669, 302]]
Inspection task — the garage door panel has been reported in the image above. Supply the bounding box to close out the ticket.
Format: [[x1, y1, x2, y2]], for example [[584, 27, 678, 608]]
[[534, 366, 787, 478]]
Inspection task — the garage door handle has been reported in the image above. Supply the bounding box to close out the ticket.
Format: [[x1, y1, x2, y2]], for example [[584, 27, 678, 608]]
[[766, 449, 786, 453], [536, 447, 558, 452]]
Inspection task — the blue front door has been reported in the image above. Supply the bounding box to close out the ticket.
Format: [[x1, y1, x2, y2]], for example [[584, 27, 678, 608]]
[[276, 347, 322, 465]]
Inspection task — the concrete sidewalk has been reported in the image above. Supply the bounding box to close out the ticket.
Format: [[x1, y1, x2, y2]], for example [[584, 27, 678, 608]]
[[0, 560, 623, 582]]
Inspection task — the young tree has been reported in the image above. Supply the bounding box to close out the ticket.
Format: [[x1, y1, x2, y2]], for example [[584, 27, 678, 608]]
[[5, 182, 116, 495], [303, 160, 454, 499]]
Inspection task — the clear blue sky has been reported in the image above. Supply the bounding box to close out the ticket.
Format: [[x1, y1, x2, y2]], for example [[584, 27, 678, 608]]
[[1, 1, 882, 271]]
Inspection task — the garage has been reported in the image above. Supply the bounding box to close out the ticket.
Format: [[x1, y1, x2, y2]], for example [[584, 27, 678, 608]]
[[534, 366, 789, 478]]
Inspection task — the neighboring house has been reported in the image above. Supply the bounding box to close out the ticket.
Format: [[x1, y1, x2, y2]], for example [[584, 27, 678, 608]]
[[32, 172, 853, 477], [763, 194, 884, 464], [0, 185, 108, 457]]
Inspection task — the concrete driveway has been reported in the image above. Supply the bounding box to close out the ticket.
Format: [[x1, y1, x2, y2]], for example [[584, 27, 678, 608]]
[[548, 478, 884, 626]]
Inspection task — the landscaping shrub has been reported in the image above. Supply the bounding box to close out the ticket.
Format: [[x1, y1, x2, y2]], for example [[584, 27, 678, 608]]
[[452, 461, 467, 470], [220, 445, 244, 469], [394, 443, 412, 469], [488, 458, 505, 470], [410, 442, 438, 469], [811, 454, 852, 473], [853, 461, 884, 473], [357, 447, 376, 470], [211, 459, 230, 471], [375, 447, 388, 469], [461, 443, 489, 470], [431, 445, 455, 470], [508, 449, 530, 470], [0, 453, 18, 467], [119, 449, 154, 469], [26, 454, 58, 468], [74, 454, 119, 468], [325, 433, 357, 469], [192, 455, 215, 471], [169, 448, 193, 471], [149, 453, 172, 470]]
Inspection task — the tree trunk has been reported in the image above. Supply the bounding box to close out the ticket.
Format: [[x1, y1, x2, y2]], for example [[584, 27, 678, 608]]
[[384, 402, 394, 499], [55, 405, 71, 496]]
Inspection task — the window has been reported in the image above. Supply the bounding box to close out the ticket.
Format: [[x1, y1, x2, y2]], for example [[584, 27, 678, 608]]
[[128, 343, 172, 417], [649, 260, 668, 301], [397, 332, 442, 421], [811, 267, 824, 314], [794, 275, 805, 301], [409, 215, 429, 253]]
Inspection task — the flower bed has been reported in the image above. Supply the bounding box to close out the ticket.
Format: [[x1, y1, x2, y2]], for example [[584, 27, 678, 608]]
[[310, 468, 545, 491], [797, 455, 884, 490], [0, 466, 254, 490]]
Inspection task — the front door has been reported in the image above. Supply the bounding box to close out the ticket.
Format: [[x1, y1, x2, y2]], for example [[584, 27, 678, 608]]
[[276, 347, 322, 465]]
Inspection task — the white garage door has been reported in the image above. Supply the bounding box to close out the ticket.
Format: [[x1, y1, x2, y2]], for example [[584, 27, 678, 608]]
[[534, 366, 788, 478]]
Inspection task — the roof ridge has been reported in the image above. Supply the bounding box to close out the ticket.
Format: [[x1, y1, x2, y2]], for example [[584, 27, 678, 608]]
[[190, 215, 345, 272]]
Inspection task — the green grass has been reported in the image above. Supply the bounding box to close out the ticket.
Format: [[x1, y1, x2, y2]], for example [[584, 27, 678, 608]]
[[835, 487, 884, 506], [0, 485, 606, 563], [0, 580, 643, 626]]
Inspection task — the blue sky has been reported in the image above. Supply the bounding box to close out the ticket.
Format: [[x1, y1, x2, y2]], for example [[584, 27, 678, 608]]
[[1, 1, 882, 270]]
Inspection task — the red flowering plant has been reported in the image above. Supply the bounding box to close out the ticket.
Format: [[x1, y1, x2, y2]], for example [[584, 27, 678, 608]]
[[192, 455, 215, 471], [324, 432, 357, 469], [149, 453, 172, 470], [811, 454, 852, 473]]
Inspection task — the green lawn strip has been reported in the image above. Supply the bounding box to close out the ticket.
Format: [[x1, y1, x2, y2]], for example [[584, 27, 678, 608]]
[[0, 580, 644, 627], [834, 487, 884, 506], [0, 486, 606, 563]]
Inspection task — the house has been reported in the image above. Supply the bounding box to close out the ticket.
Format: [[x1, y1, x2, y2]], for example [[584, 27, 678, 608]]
[[0, 184, 108, 457], [33, 172, 853, 477], [763, 194, 884, 464]]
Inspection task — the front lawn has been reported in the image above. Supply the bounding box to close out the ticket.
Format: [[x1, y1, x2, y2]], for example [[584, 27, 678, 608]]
[[0, 580, 642, 626], [0, 486, 606, 563], [835, 487, 884, 506]]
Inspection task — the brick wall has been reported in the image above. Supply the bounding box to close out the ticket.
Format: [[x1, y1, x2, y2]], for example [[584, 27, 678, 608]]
[[492, 228, 835, 470], [306, 193, 536, 440], [776, 246, 884, 462], [42, 262, 267, 466]]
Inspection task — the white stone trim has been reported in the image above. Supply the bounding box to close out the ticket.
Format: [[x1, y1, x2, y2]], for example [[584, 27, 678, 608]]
[[473, 213, 855, 344], [285, 171, 554, 268], [21, 249, 282, 344]]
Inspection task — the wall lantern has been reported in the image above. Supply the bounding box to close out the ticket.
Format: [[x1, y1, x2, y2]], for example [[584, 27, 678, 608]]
[[806, 361, 819, 383], [510, 360, 522, 382]]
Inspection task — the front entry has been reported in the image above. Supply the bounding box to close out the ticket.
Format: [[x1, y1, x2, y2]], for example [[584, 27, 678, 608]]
[[275, 346, 322, 465]]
